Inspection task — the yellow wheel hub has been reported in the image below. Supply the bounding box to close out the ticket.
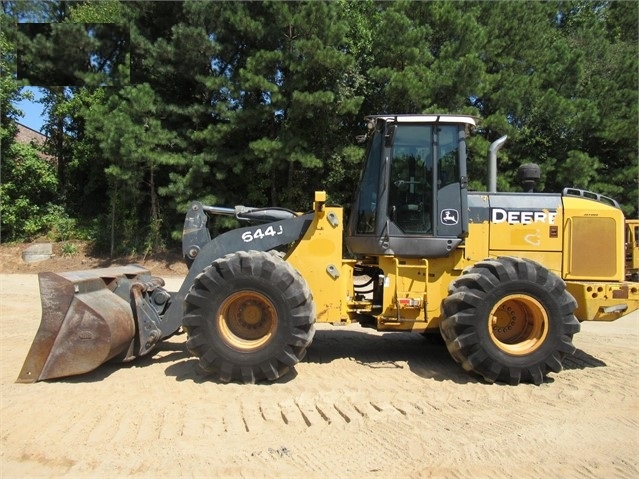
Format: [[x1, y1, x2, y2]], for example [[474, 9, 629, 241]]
[[488, 294, 549, 355], [217, 291, 277, 351]]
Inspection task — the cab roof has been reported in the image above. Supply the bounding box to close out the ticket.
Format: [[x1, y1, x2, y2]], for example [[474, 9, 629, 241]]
[[365, 114, 476, 126]]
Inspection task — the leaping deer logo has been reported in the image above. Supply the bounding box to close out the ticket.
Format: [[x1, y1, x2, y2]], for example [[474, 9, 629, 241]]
[[441, 209, 459, 226]]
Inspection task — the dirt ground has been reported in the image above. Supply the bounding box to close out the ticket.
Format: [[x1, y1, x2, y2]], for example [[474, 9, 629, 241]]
[[0, 242, 189, 277], [1, 243, 638, 478]]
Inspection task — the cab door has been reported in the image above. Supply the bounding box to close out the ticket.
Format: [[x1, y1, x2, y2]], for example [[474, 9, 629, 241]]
[[435, 124, 468, 239]]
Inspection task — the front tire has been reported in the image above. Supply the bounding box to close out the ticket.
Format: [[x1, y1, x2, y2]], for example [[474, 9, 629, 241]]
[[183, 250, 315, 383], [440, 257, 580, 385]]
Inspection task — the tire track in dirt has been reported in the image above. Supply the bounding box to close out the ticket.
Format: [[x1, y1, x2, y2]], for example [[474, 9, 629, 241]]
[[172, 326, 637, 479], [2, 274, 637, 478]]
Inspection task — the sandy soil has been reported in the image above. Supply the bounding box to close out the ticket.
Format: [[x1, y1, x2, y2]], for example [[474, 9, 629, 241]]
[[1, 246, 638, 478]]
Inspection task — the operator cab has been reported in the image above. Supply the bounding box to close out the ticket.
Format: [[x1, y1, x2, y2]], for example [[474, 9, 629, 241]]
[[346, 114, 476, 258]]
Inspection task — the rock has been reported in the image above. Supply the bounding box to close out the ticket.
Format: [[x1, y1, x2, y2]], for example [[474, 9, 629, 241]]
[[22, 243, 54, 263]]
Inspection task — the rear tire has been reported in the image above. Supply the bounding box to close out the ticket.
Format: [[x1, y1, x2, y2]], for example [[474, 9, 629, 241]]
[[183, 250, 315, 383], [440, 257, 580, 385]]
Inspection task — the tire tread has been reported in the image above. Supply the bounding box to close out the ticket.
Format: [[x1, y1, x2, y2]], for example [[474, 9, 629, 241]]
[[440, 256, 579, 385]]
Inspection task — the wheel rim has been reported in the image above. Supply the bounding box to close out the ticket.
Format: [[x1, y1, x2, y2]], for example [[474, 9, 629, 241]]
[[488, 294, 549, 355], [217, 291, 277, 351]]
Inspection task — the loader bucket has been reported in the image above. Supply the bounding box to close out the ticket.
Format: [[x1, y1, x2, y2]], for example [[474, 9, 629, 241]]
[[17, 265, 154, 383]]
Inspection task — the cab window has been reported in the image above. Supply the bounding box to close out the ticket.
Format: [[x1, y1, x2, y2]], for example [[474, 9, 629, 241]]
[[388, 125, 433, 234]]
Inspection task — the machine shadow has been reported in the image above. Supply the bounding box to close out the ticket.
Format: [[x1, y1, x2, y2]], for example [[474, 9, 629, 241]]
[[560, 349, 607, 370], [162, 327, 470, 385], [49, 336, 191, 384], [303, 327, 475, 384], [52, 327, 607, 386], [302, 327, 609, 385]]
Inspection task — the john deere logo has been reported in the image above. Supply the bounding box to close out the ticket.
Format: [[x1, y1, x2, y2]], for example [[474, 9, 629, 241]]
[[441, 209, 459, 225]]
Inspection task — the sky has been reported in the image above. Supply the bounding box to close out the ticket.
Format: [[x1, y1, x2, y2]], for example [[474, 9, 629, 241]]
[[15, 86, 46, 133]]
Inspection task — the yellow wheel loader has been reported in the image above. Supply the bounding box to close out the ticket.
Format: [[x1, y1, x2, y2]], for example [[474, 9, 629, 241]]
[[18, 114, 639, 385]]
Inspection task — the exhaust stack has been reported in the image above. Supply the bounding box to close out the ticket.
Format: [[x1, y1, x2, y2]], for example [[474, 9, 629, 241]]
[[488, 135, 508, 192]]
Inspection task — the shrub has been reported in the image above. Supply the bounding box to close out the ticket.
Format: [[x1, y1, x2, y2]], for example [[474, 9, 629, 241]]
[[60, 242, 79, 257], [0, 143, 58, 241]]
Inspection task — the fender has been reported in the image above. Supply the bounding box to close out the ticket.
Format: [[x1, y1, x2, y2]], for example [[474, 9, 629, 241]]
[[160, 208, 314, 338]]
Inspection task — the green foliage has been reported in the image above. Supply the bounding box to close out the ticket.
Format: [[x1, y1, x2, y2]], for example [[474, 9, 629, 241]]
[[68, 0, 123, 23], [0, 11, 33, 149], [174, 0, 365, 210], [84, 81, 181, 253], [0, 142, 59, 241], [2, 0, 637, 252], [60, 241, 79, 257], [44, 204, 85, 242]]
